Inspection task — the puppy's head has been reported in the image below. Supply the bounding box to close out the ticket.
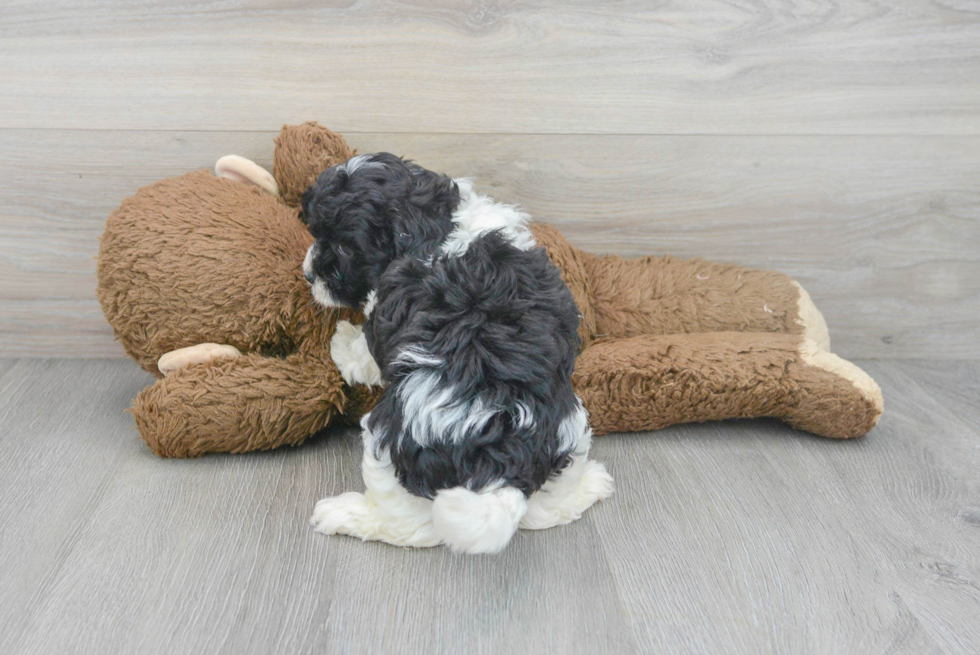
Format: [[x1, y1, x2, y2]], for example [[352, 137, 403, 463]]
[[301, 153, 459, 309]]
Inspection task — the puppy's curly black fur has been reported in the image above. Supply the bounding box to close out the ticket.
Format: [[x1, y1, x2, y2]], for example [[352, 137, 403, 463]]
[[365, 231, 581, 498], [301, 153, 459, 307], [304, 152, 609, 553]]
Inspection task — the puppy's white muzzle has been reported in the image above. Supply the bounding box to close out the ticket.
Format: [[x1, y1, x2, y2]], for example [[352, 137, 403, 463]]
[[303, 244, 340, 308]]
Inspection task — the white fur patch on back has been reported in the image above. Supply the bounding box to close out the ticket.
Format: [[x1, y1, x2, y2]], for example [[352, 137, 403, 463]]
[[442, 179, 536, 256], [395, 346, 508, 447], [397, 367, 499, 447]]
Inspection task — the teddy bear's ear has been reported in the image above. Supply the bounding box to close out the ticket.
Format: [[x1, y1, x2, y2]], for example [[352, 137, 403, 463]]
[[215, 155, 280, 196], [273, 122, 356, 209]]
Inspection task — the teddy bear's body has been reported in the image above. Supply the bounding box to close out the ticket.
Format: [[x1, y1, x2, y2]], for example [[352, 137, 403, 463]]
[[97, 123, 882, 458]]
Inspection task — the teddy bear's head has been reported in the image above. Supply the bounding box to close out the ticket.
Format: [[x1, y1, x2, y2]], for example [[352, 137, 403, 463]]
[[97, 123, 358, 375]]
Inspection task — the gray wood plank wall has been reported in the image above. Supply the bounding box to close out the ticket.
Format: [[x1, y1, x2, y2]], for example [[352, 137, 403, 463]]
[[1, 1, 978, 359]]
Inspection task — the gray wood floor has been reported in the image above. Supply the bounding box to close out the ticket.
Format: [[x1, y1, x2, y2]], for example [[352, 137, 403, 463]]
[[1, 358, 977, 654]]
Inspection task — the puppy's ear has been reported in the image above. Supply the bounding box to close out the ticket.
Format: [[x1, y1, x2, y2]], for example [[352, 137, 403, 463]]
[[409, 165, 459, 219], [389, 165, 459, 258], [299, 185, 316, 225], [301, 166, 345, 226]]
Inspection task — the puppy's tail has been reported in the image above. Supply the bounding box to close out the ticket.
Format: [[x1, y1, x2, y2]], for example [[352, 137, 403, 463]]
[[431, 485, 527, 555]]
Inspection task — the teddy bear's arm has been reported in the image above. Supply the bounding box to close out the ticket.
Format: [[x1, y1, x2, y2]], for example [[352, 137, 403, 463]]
[[157, 343, 242, 375], [574, 331, 882, 439], [132, 351, 347, 457]]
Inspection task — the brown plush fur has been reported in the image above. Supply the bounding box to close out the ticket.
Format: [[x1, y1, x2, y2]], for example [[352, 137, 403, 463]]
[[273, 122, 356, 209], [97, 122, 882, 458], [575, 333, 879, 437]]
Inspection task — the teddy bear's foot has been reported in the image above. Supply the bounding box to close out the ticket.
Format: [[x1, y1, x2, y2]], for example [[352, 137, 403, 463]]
[[792, 281, 831, 352], [575, 331, 883, 439], [214, 155, 280, 196], [157, 343, 242, 375], [783, 339, 884, 439]]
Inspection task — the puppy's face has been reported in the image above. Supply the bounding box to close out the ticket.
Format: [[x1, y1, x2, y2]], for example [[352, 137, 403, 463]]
[[301, 153, 459, 310]]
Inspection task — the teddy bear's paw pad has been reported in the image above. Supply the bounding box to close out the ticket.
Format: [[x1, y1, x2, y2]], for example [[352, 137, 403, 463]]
[[215, 155, 280, 196], [158, 343, 242, 375], [311, 492, 373, 537], [792, 281, 831, 351], [331, 321, 383, 387], [799, 339, 883, 415]]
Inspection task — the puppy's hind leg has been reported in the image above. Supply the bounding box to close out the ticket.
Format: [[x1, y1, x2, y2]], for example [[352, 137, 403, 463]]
[[520, 455, 614, 530], [520, 404, 614, 531], [311, 431, 441, 548]]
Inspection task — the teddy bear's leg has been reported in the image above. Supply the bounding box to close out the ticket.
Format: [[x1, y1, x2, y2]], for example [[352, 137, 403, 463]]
[[582, 251, 829, 346], [528, 223, 829, 350], [574, 332, 882, 439], [131, 351, 347, 457], [311, 419, 441, 548]]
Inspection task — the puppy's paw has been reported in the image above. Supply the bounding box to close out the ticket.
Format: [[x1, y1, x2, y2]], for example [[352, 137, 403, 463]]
[[311, 492, 372, 538], [578, 460, 616, 506], [521, 459, 614, 530], [157, 343, 242, 375], [331, 321, 383, 387]]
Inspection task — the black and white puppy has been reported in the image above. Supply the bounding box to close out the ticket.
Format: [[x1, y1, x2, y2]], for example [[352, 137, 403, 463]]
[[303, 153, 613, 554]]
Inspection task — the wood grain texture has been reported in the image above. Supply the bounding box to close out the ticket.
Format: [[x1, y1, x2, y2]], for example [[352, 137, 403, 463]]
[[1, 0, 979, 134], [1, 129, 977, 358], [1, 358, 978, 653], [592, 361, 980, 653]]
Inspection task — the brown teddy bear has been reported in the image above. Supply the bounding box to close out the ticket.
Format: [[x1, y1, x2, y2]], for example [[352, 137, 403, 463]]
[[96, 122, 882, 458]]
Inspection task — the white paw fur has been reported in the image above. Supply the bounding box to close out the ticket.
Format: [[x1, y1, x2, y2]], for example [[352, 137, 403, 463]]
[[330, 321, 383, 387], [311, 446, 441, 548], [311, 413, 612, 554], [521, 456, 615, 530]]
